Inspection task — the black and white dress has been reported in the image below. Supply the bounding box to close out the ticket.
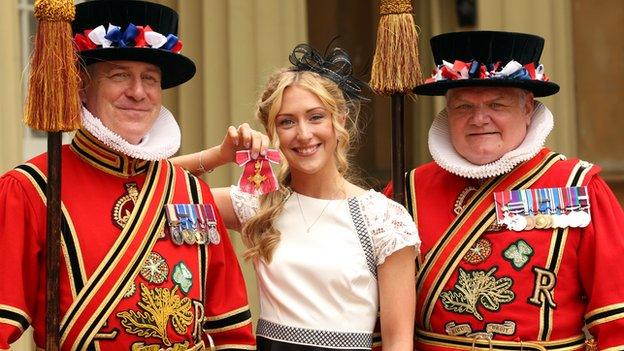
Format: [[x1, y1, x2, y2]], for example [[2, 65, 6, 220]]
[[231, 187, 420, 351]]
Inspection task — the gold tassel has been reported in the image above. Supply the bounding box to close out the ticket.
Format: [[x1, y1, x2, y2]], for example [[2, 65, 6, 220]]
[[370, 0, 422, 95], [24, 0, 81, 132]]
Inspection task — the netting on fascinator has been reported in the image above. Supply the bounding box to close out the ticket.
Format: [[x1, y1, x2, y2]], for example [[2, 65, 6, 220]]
[[288, 43, 370, 102]]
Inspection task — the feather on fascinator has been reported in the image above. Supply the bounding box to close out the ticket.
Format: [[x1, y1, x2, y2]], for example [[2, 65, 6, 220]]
[[288, 43, 370, 102]]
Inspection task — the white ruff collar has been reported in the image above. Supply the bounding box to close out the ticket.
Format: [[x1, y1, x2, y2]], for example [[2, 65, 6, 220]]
[[428, 101, 553, 179], [81, 106, 181, 161]]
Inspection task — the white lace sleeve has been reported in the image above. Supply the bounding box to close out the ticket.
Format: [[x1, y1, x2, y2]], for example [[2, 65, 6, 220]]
[[361, 191, 420, 265], [229, 185, 260, 225]]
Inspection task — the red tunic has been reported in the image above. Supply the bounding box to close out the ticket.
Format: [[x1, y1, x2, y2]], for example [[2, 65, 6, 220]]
[[409, 149, 624, 350], [0, 130, 255, 350]]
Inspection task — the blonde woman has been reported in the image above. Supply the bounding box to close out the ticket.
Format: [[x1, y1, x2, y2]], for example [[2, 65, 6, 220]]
[[172, 44, 419, 351]]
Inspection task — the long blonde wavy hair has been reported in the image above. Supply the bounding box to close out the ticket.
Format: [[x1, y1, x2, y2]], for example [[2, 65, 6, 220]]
[[241, 69, 363, 263]]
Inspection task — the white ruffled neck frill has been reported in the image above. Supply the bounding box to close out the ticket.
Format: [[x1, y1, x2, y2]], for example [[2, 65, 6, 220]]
[[428, 101, 554, 179], [81, 105, 181, 161]]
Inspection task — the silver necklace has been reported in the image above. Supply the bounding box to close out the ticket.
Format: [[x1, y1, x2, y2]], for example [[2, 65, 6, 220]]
[[296, 192, 334, 233]]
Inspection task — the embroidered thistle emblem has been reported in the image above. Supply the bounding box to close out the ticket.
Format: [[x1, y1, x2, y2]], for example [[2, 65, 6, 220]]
[[440, 267, 514, 321], [503, 239, 534, 270], [117, 284, 193, 346]]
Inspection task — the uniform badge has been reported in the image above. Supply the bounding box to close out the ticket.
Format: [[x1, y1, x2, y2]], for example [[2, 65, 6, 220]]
[[503, 240, 533, 270], [117, 284, 193, 345], [455, 185, 502, 232], [172, 262, 193, 294], [445, 321, 516, 337], [112, 182, 139, 229], [494, 186, 591, 231], [440, 267, 514, 320], [463, 238, 492, 265], [140, 252, 169, 284]]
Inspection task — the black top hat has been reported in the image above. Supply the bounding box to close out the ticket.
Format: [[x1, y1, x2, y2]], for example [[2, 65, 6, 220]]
[[72, 0, 196, 89], [413, 31, 560, 97]]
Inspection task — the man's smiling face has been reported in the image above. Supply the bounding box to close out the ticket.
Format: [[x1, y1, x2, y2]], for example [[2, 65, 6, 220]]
[[81, 60, 163, 145], [446, 86, 534, 165]]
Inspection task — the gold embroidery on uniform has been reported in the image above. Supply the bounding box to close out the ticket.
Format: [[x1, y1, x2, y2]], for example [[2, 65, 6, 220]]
[[485, 320, 516, 335], [453, 186, 478, 215], [466, 331, 493, 339], [444, 320, 516, 337], [584, 339, 597, 351], [132, 341, 190, 351], [117, 284, 193, 346], [454, 184, 503, 232], [123, 282, 137, 299], [528, 267, 557, 308], [445, 321, 472, 335], [440, 267, 514, 321], [113, 182, 140, 229], [192, 301, 205, 341], [94, 320, 119, 340]]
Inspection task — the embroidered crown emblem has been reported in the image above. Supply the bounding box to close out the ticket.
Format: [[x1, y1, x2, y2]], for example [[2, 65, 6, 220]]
[[113, 182, 139, 229]]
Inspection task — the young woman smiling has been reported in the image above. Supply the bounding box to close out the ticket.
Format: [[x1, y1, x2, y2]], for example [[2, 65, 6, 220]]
[[172, 44, 420, 351]]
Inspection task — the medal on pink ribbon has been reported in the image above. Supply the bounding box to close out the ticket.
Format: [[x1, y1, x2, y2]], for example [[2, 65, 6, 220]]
[[236, 149, 281, 194], [194, 204, 209, 244], [565, 186, 592, 228], [200, 204, 220, 245]]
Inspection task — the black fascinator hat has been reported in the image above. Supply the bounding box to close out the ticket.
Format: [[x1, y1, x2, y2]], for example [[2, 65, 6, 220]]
[[288, 43, 370, 102], [414, 31, 560, 97], [72, 0, 196, 89]]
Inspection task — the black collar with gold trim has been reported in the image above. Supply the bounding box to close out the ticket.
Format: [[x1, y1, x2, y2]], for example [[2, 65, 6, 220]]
[[70, 129, 150, 177]]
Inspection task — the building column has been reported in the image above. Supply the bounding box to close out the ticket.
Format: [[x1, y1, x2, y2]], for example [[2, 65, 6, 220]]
[[0, 0, 24, 174]]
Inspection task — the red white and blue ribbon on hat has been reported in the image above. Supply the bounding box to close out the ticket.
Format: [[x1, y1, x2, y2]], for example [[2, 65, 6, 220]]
[[235, 149, 281, 195], [75, 23, 183, 53], [424, 59, 550, 84]]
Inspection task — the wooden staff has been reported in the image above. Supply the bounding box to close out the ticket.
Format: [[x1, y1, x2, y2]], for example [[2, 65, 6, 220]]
[[370, 0, 422, 204], [24, 0, 81, 349], [45, 132, 63, 350]]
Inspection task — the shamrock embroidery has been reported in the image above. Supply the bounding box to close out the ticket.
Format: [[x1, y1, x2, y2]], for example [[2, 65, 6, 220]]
[[172, 262, 193, 294], [503, 239, 534, 270]]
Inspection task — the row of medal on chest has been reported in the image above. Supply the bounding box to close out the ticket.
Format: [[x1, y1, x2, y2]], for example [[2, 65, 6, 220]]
[[164, 204, 221, 246], [495, 186, 591, 232]]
